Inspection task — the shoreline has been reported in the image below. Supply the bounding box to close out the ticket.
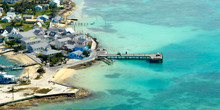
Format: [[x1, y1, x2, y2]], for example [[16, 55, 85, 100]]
[[0, 88, 91, 110], [0, 1, 93, 109]]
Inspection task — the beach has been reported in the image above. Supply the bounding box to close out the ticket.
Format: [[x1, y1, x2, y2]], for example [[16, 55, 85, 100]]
[[52, 67, 75, 83]]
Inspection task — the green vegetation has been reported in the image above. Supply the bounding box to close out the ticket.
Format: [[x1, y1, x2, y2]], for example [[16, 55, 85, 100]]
[[83, 50, 90, 57], [37, 67, 45, 74], [0, 20, 33, 31], [35, 88, 51, 94]]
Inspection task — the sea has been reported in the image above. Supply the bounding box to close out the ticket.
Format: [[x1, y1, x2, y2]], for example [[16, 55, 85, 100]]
[[2, 0, 220, 109]]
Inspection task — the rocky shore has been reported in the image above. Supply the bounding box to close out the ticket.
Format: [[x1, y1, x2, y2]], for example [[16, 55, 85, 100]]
[[0, 89, 90, 110]]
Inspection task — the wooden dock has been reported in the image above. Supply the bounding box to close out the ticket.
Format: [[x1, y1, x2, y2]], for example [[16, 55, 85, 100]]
[[98, 53, 163, 63]]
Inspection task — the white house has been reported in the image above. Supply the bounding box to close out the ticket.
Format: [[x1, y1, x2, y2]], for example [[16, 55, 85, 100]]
[[23, 15, 34, 20], [49, 0, 60, 7], [0, 7, 4, 13], [64, 27, 75, 35], [21, 38, 41, 49], [55, 37, 71, 49], [28, 42, 51, 53], [7, 12, 16, 19], [5, 26, 18, 34]]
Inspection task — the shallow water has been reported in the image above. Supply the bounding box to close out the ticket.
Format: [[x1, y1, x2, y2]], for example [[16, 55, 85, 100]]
[[0, 55, 23, 76], [32, 0, 220, 109]]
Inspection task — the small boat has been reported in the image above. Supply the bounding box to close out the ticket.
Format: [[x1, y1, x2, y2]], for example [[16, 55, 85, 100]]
[[90, 22, 95, 25], [12, 67, 23, 70]]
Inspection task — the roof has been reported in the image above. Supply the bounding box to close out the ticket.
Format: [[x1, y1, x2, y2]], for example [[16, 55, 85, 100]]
[[42, 49, 61, 55], [20, 29, 36, 38], [72, 50, 83, 56], [22, 38, 41, 43], [26, 19, 43, 22], [57, 37, 71, 42], [41, 15, 49, 19], [75, 44, 86, 48], [5, 26, 17, 33], [29, 42, 49, 50], [49, 31, 57, 37], [7, 12, 15, 15], [36, 5, 42, 8], [64, 44, 75, 49], [65, 27, 75, 33], [0, 29, 5, 34], [23, 15, 33, 18]]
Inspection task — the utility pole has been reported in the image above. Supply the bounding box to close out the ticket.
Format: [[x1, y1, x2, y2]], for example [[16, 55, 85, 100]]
[[11, 85, 14, 101]]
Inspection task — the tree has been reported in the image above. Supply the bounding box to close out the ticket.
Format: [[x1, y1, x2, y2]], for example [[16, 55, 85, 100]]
[[11, 20, 17, 26], [2, 2, 9, 12]]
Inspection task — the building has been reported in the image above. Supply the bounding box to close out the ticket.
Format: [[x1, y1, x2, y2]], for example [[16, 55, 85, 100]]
[[64, 27, 75, 35], [28, 42, 51, 53], [37, 15, 49, 21], [0, 29, 8, 37], [74, 44, 89, 52], [9, 7, 15, 12], [3, 0, 16, 4], [1, 16, 11, 22], [6, 12, 16, 19], [55, 37, 71, 48], [25, 19, 43, 24], [42, 49, 61, 56], [23, 15, 34, 20], [62, 44, 75, 51], [35, 5, 43, 11], [21, 38, 41, 49], [0, 73, 18, 84], [0, 7, 4, 13], [49, 0, 60, 7], [5, 26, 18, 34], [15, 14, 22, 21], [69, 50, 83, 59]]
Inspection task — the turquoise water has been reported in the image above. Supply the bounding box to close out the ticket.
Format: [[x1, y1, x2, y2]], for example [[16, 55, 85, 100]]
[[0, 55, 23, 76], [33, 0, 220, 109]]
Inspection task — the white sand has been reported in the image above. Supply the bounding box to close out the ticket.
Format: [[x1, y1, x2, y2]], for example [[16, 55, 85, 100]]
[[52, 67, 75, 83]]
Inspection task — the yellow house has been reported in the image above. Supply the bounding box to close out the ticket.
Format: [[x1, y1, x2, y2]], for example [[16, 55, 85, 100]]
[[25, 19, 43, 24]]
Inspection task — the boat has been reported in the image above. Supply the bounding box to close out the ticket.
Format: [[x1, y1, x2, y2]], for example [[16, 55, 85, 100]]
[[90, 22, 95, 25], [12, 67, 23, 70]]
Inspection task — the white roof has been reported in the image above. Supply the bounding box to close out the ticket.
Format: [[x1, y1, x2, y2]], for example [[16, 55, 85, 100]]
[[57, 37, 71, 42], [65, 27, 75, 33]]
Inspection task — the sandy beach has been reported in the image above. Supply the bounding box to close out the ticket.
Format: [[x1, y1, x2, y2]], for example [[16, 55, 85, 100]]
[[3, 52, 36, 64], [52, 67, 75, 83]]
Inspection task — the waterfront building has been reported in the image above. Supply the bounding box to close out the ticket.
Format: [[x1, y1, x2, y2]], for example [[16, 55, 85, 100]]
[[74, 44, 89, 52], [54, 37, 71, 48], [28, 42, 51, 53], [0, 73, 18, 84], [23, 15, 34, 20], [21, 38, 41, 49], [69, 50, 83, 59], [35, 5, 43, 11]]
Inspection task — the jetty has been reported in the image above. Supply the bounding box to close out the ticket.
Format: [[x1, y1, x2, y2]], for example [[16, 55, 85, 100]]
[[97, 52, 163, 63]]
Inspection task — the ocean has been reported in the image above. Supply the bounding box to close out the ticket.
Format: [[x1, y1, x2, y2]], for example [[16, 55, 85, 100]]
[[30, 0, 220, 109]]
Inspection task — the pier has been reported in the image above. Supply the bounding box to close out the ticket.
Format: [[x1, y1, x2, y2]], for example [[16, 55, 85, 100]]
[[97, 53, 163, 63]]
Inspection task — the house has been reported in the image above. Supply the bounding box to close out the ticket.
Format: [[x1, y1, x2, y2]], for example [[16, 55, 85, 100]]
[[1, 16, 11, 22], [0, 7, 4, 13], [34, 29, 44, 35], [48, 31, 60, 39], [5, 26, 18, 34], [42, 49, 61, 56], [55, 37, 71, 48], [0, 29, 8, 37], [28, 42, 51, 53], [25, 19, 43, 24], [23, 15, 34, 20], [35, 5, 43, 11], [69, 50, 83, 59], [49, 0, 60, 7], [3, 0, 16, 4], [52, 16, 62, 23], [64, 27, 75, 35], [62, 44, 75, 51], [6, 12, 16, 19], [74, 44, 89, 52], [0, 73, 18, 84], [37, 15, 49, 21], [21, 38, 41, 49], [15, 14, 22, 21], [9, 7, 15, 12]]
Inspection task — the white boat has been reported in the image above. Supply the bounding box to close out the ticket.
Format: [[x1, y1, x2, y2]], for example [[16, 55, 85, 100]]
[[12, 67, 23, 70]]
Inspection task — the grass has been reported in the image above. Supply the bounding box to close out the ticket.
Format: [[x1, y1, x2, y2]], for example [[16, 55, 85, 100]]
[[35, 10, 52, 16], [35, 88, 52, 94], [0, 21, 33, 31]]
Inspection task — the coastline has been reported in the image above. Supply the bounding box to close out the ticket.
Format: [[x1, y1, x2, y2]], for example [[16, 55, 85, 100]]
[[0, 1, 93, 109]]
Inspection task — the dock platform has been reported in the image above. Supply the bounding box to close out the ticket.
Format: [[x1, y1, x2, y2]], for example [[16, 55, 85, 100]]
[[97, 53, 163, 63]]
